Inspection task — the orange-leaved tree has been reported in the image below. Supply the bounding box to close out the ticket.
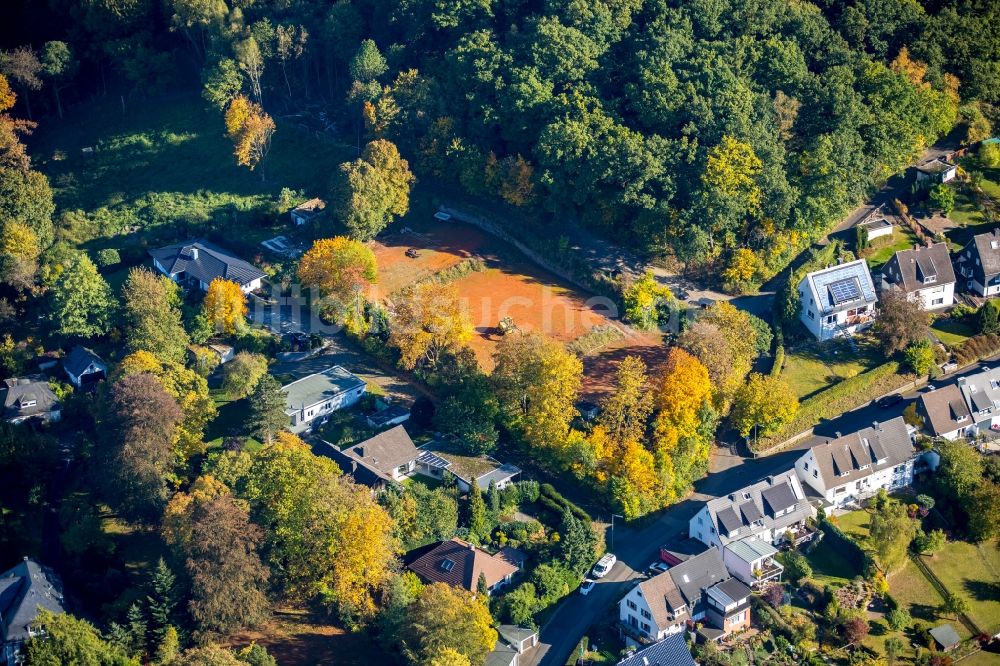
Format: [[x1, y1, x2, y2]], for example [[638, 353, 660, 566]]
[[224, 94, 275, 179], [203, 278, 247, 336]]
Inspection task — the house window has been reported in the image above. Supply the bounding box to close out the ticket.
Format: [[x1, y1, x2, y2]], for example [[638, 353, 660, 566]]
[[813, 469, 818, 478], [894, 465, 905, 474], [924, 276, 936, 284], [397, 464, 408, 474], [826, 315, 835, 324], [710, 527, 716, 534], [803, 462, 809, 471], [627, 600, 637, 611], [835, 487, 846, 494], [641, 622, 651, 634], [932, 298, 944, 305], [641, 609, 652, 620], [697, 516, 703, 525], [807, 310, 814, 319], [307, 409, 314, 417]]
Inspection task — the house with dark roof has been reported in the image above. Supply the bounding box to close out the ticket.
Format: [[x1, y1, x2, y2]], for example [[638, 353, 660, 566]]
[[918, 384, 973, 440], [1, 558, 65, 666], [915, 158, 957, 184], [957, 367, 1000, 434], [955, 229, 1000, 297], [290, 198, 325, 226], [703, 577, 752, 639], [794, 417, 917, 508], [881, 242, 956, 310], [150, 239, 266, 293], [281, 365, 366, 433], [486, 625, 537, 666], [797, 259, 877, 341], [62, 346, 106, 389], [2, 377, 61, 425], [615, 632, 696, 666], [407, 538, 519, 595], [689, 469, 816, 570], [324, 425, 420, 491]]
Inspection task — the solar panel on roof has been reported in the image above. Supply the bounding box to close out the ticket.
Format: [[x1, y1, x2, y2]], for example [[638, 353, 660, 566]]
[[828, 278, 861, 305]]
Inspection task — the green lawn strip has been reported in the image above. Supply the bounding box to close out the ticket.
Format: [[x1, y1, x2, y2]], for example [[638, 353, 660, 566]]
[[932, 317, 977, 348], [889, 559, 952, 631], [866, 226, 921, 271], [805, 539, 856, 586], [830, 510, 871, 543], [781, 338, 881, 401], [920, 539, 1000, 635]]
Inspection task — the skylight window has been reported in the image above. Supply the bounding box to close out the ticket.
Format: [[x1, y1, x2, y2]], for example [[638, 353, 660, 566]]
[[440, 558, 455, 572]]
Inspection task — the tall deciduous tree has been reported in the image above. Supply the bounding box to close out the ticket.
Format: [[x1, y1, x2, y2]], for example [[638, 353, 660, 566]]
[[101, 373, 183, 523], [874, 289, 929, 355], [49, 252, 116, 338], [202, 278, 247, 336], [224, 95, 276, 179], [221, 351, 269, 399], [399, 583, 497, 666], [492, 331, 583, 453], [868, 491, 918, 573], [40, 41, 76, 119], [0, 47, 42, 119], [24, 610, 138, 666], [122, 268, 189, 364], [330, 139, 415, 241], [297, 236, 378, 315], [0, 219, 40, 290], [730, 373, 799, 440], [389, 282, 472, 371], [598, 355, 653, 448]]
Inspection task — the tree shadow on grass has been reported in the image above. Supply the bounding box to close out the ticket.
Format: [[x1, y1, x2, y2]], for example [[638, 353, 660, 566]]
[[909, 602, 942, 622], [964, 579, 1000, 602]]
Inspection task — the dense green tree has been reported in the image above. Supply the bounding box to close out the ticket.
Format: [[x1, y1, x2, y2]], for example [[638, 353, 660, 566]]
[[122, 268, 189, 364], [146, 558, 179, 646], [557, 509, 597, 576], [24, 610, 138, 666], [466, 482, 489, 541], [247, 374, 288, 444], [399, 583, 497, 666], [49, 253, 116, 338], [349, 40, 387, 84], [330, 139, 415, 241]]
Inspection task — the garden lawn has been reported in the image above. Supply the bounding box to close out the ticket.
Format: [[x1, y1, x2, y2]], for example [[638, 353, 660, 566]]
[[831, 510, 871, 544], [889, 559, 949, 629], [920, 539, 1000, 635], [805, 539, 856, 586], [781, 337, 882, 400], [948, 189, 987, 229], [932, 317, 976, 348], [866, 226, 921, 271]]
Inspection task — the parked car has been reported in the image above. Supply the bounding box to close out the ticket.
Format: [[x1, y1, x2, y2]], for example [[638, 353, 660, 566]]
[[647, 561, 670, 575], [579, 579, 596, 596], [591, 553, 617, 579], [876, 393, 904, 408]]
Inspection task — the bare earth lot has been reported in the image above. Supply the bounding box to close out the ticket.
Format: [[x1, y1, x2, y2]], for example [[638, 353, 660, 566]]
[[370, 222, 491, 296]]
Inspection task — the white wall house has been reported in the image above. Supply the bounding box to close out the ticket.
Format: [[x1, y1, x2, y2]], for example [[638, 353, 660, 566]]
[[618, 572, 687, 643], [918, 384, 974, 441], [62, 346, 106, 388], [915, 158, 957, 184], [954, 230, 1000, 298], [281, 365, 366, 433], [881, 243, 956, 310], [957, 367, 1000, 434], [798, 259, 878, 341], [795, 417, 917, 508], [150, 240, 266, 294], [722, 538, 783, 589]]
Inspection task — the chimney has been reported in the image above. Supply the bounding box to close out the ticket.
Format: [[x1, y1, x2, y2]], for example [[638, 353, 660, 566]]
[[189, 246, 199, 260], [872, 421, 880, 429], [834, 431, 842, 438], [356, 446, 364, 458]]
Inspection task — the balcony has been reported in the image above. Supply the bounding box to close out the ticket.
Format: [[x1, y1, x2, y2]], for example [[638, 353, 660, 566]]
[[782, 523, 818, 548], [751, 559, 784, 587]]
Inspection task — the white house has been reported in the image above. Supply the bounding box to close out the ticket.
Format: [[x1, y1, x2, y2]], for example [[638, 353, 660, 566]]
[[149, 239, 266, 293], [957, 367, 1000, 434], [722, 537, 783, 589], [954, 229, 1000, 297], [915, 158, 957, 184], [881, 243, 956, 310], [2, 377, 61, 425], [281, 365, 366, 433], [798, 259, 877, 341], [618, 569, 688, 642], [918, 384, 973, 441], [62, 345, 106, 388], [859, 217, 895, 242], [794, 416, 917, 508], [415, 439, 521, 492], [689, 469, 816, 551]]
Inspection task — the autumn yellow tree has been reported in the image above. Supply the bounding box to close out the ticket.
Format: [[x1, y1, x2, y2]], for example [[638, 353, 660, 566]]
[[399, 583, 497, 666], [0, 74, 14, 111], [0, 219, 40, 289], [653, 348, 715, 502], [623, 272, 675, 330], [224, 94, 276, 179], [388, 282, 472, 371], [491, 331, 583, 455], [700, 135, 763, 252], [611, 440, 664, 520], [722, 248, 765, 293], [678, 302, 758, 410], [297, 237, 377, 321], [730, 373, 799, 442], [118, 350, 217, 461], [203, 278, 248, 335], [890, 47, 929, 88]]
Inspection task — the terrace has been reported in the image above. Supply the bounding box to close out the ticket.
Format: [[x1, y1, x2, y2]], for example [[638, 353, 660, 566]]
[[751, 559, 784, 588]]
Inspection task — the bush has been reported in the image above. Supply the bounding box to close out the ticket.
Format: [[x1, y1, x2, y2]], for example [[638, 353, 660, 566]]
[[531, 563, 579, 606], [539, 483, 590, 522], [504, 582, 540, 626], [516, 480, 540, 503], [954, 333, 1000, 366], [886, 607, 911, 631], [905, 339, 935, 375], [770, 344, 785, 377], [95, 248, 120, 268]]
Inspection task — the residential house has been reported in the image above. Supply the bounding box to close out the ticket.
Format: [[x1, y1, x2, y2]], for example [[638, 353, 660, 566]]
[[207, 344, 235, 364], [486, 626, 538, 666], [955, 229, 1000, 297], [918, 384, 973, 440], [150, 239, 266, 293], [880, 243, 956, 310], [858, 217, 895, 243], [62, 346, 106, 389], [722, 538, 784, 590], [290, 198, 325, 226], [689, 469, 816, 551], [669, 549, 750, 642], [618, 567, 688, 642], [2, 377, 61, 425], [703, 578, 753, 640], [407, 538, 519, 595], [415, 439, 521, 492], [365, 401, 411, 429], [957, 367, 1000, 434], [798, 259, 878, 341], [794, 416, 917, 508], [281, 365, 366, 434], [615, 632, 696, 666], [1, 558, 65, 666], [326, 425, 420, 491], [915, 158, 957, 184]]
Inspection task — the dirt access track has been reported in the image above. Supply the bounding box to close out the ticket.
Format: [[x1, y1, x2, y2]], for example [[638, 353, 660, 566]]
[[371, 218, 667, 393]]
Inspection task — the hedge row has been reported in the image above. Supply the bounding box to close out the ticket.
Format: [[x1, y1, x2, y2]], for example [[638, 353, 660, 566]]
[[819, 519, 872, 574], [539, 483, 591, 522], [755, 360, 913, 452], [954, 333, 1000, 366]]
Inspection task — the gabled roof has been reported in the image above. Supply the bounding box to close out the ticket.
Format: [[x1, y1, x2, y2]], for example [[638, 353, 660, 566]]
[[929, 623, 961, 650], [149, 239, 266, 287], [636, 570, 686, 633], [62, 346, 105, 378], [804, 417, 914, 488], [701, 469, 814, 545], [967, 230, 1000, 277], [407, 539, 518, 591], [800, 259, 877, 315], [292, 198, 325, 215], [616, 633, 696, 666], [668, 548, 729, 608], [882, 243, 956, 293], [340, 425, 418, 476], [418, 439, 521, 490], [916, 158, 956, 175], [282, 365, 366, 414], [958, 367, 1000, 420], [0, 558, 65, 643], [3, 377, 60, 419], [920, 384, 971, 436]]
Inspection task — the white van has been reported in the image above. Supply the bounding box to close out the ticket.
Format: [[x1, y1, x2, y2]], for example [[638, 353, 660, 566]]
[[591, 553, 617, 579]]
